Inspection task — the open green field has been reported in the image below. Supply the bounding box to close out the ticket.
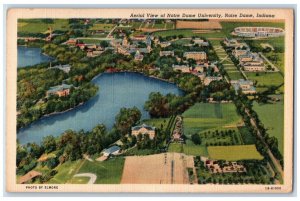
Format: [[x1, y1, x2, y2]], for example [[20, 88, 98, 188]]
[[89, 23, 115, 31], [172, 39, 191, 45], [76, 157, 125, 184], [182, 103, 242, 136], [79, 39, 102, 44], [253, 100, 284, 154], [207, 145, 263, 161], [227, 71, 244, 80], [18, 19, 69, 33], [168, 143, 208, 156], [246, 72, 284, 88], [48, 160, 84, 184]]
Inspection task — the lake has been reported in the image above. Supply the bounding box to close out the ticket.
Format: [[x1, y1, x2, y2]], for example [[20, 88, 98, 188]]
[[17, 72, 183, 145], [18, 46, 53, 68]]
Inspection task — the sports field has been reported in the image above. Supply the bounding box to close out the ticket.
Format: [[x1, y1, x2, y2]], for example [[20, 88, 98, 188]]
[[207, 145, 264, 161], [182, 103, 242, 136], [253, 100, 284, 154], [121, 153, 196, 184]]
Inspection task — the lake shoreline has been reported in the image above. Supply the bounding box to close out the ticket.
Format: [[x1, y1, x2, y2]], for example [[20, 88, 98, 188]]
[[17, 72, 183, 145]]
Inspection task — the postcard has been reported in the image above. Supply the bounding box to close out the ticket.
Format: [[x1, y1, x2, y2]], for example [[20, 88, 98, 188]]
[[6, 8, 294, 193]]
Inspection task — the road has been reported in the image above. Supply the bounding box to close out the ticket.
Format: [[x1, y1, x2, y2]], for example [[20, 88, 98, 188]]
[[258, 52, 280, 72], [74, 173, 97, 184], [245, 108, 284, 177]]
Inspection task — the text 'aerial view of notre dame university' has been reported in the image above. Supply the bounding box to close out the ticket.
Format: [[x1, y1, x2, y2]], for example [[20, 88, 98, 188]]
[[16, 18, 285, 185]]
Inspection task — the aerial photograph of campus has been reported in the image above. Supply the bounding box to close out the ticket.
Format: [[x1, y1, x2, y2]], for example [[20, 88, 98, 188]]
[[16, 18, 285, 185]]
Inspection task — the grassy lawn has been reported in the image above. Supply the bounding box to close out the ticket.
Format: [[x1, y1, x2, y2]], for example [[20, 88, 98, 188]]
[[182, 103, 242, 136], [172, 39, 191, 45], [227, 71, 244, 80], [246, 72, 284, 88], [77, 157, 125, 184], [89, 23, 115, 31], [253, 100, 284, 154], [18, 19, 69, 33], [143, 117, 170, 130], [168, 143, 208, 156], [207, 145, 263, 161], [48, 160, 84, 184]]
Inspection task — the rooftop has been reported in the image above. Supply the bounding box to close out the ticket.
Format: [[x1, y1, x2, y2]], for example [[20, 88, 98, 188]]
[[132, 123, 155, 131]]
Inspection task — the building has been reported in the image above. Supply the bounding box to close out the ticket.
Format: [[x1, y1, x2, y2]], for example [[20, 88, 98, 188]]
[[87, 50, 103, 57], [66, 38, 77, 46], [243, 65, 265, 71], [203, 159, 246, 174], [184, 51, 207, 62], [158, 41, 171, 48], [131, 124, 156, 139], [102, 145, 121, 157], [46, 84, 73, 97], [194, 38, 209, 46], [159, 51, 174, 57], [203, 76, 222, 86], [232, 49, 249, 58], [49, 64, 71, 73], [232, 27, 285, 38], [231, 79, 256, 94], [131, 35, 147, 41], [134, 50, 144, 61], [172, 64, 190, 73]]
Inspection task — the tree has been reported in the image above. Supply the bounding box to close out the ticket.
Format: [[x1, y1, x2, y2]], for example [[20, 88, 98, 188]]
[[42, 136, 56, 153], [191, 133, 201, 145], [114, 107, 141, 135]]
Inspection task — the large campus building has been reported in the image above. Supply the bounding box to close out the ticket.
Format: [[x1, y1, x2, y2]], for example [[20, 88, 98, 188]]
[[232, 27, 284, 38], [131, 124, 156, 139]]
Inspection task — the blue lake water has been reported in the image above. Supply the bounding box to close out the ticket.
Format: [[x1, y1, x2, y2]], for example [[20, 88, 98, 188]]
[[17, 46, 53, 68], [17, 72, 183, 145]]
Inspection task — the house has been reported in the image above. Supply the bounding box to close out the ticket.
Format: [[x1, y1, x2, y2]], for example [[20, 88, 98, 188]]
[[19, 170, 42, 184], [46, 84, 73, 97], [66, 38, 77, 46], [102, 145, 121, 157], [233, 49, 249, 58], [134, 50, 144, 61], [76, 43, 86, 50], [231, 79, 256, 94], [131, 124, 156, 139], [184, 51, 207, 62], [159, 51, 174, 57]]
